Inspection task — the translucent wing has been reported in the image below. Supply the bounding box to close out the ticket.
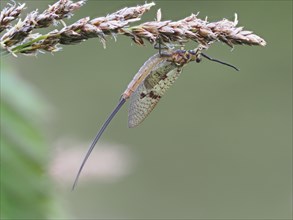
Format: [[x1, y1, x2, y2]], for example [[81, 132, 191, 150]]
[[128, 61, 183, 128]]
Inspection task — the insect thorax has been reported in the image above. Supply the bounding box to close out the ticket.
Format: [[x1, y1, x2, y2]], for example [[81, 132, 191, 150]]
[[166, 49, 200, 66]]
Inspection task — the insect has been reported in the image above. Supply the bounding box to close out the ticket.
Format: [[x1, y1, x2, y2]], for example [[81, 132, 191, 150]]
[[72, 47, 238, 189]]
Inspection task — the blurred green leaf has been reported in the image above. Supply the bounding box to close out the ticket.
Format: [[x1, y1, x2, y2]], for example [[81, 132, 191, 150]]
[[0, 65, 63, 219]]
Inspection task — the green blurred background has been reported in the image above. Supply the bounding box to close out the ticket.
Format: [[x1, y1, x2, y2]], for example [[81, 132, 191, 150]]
[[1, 0, 292, 219]]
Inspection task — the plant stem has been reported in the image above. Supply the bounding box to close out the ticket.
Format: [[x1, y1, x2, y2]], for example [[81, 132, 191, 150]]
[[10, 34, 51, 54]]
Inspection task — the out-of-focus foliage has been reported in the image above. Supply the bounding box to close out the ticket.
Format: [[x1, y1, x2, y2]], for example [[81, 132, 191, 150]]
[[0, 65, 62, 219]]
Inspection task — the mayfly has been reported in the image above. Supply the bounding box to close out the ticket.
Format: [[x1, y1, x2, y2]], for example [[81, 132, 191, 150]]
[[72, 47, 238, 189]]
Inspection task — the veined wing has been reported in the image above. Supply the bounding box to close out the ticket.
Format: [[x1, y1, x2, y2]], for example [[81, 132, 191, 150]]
[[128, 61, 183, 128], [128, 49, 201, 128]]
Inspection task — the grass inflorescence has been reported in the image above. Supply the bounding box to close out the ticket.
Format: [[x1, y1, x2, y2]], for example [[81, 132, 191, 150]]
[[0, 0, 266, 57]]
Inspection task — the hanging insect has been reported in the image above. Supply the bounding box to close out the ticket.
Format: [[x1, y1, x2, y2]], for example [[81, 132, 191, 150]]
[[72, 47, 238, 189]]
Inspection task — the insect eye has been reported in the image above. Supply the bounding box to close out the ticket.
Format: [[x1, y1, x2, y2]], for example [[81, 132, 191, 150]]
[[196, 57, 201, 63]]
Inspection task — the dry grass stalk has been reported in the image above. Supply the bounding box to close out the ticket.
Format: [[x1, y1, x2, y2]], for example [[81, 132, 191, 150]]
[[1, 0, 85, 48], [0, 0, 266, 56], [124, 13, 266, 47], [0, 1, 26, 33]]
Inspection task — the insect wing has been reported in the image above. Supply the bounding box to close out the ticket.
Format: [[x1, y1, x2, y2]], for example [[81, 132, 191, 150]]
[[128, 61, 183, 128]]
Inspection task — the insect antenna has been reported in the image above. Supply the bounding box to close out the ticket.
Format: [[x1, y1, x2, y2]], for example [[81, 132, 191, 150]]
[[72, 98, 126, 190], [201, 53, 239, 71]]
